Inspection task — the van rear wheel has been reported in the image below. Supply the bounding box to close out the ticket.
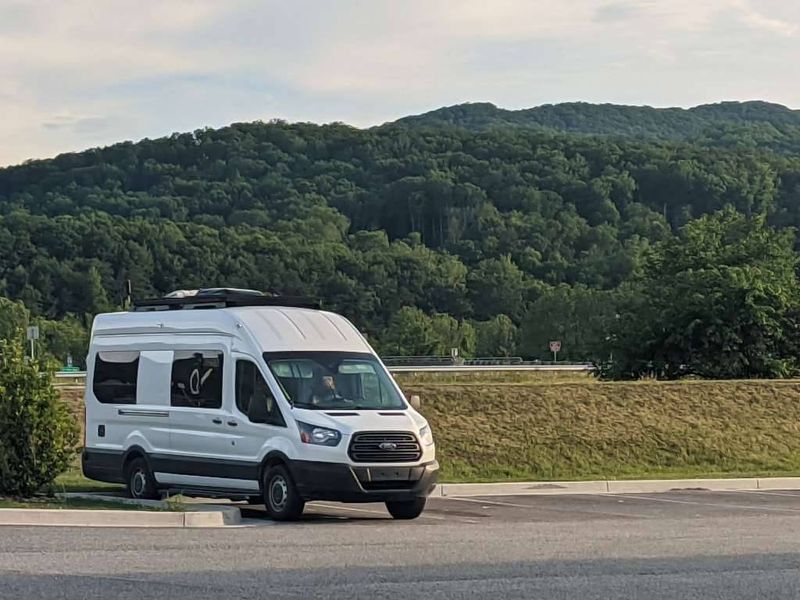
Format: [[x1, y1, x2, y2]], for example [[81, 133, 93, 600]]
[[263, 465, 304, 521], [386, 498, 426, 519], [125, 457, 159, 500]]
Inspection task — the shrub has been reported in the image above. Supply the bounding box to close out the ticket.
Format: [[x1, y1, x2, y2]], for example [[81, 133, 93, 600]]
[[0, 335, 79, 497]]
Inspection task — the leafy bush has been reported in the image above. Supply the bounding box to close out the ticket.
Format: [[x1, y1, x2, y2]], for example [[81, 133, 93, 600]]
[[0, 336, 79, 497], [604, 210, 800, 379]]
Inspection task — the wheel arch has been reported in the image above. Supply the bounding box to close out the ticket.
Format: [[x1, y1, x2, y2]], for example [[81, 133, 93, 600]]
[[121, 445, 152, 476], [258, 451, 292, 489]]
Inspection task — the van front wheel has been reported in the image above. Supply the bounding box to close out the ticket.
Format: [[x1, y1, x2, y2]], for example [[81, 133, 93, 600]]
[[263, 465, 304, 521], [386, 498, 426, 519]]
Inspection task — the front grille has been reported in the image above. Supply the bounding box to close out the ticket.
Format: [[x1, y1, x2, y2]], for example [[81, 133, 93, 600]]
[[348, 431, 422, 463]]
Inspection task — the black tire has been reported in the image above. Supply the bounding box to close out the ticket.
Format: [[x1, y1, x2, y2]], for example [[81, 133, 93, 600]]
[[125, 457, 160, 500], [262, 465, 304, 521], [386, 498, 426, 520]]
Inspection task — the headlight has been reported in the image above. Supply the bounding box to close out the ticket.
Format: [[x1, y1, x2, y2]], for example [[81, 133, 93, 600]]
[[419, 424, 434, 447], [297, 421, 341, 446]]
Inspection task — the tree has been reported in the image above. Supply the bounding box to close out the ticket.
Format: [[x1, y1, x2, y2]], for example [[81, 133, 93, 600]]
[[474, 315, 519, 357], [605, 209, 800, 379], [379, 307, 438, 356], [520, 285, 621, 361], [0, 336, 79, 496], [36, 317, 90, 369], [378, 308, 476, 357], [0, 297, 29, 342], [430, 314, 476, 357], [468, 256, 528, 321], [84, 265, 114, 316]]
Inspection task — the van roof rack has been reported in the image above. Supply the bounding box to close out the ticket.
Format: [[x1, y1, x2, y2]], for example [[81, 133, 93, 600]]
[[132, 288, 321, 312]]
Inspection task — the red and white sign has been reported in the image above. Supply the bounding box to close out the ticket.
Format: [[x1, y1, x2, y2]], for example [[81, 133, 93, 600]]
[[549, 340, 561, 353]]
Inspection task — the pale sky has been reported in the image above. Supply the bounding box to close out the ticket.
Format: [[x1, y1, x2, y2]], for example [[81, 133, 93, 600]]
[[1, 0, 798, 166]]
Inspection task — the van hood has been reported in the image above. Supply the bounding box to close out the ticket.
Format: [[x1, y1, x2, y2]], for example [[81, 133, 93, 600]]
[[290, 407, 426, 436]]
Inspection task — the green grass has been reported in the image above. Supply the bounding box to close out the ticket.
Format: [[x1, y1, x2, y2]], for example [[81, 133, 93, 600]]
[[51, 464, 124, 494], [3, 463, 179, 510], [403, 377, 800, 483], [55, 375, 800, 485]]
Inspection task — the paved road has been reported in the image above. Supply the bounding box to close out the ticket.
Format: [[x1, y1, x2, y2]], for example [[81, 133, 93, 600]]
[[3, 489, 800, 599]]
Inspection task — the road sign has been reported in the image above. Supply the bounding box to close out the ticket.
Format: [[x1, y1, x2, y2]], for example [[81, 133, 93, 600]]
[[549, 340, 561, 363], [26, 326, 39, 360]]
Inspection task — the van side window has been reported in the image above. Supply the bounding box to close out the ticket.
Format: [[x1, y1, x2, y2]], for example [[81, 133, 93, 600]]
[[171, 351, 223, 409], [93, 351, 139, 404], [235, 360, 285, 427]]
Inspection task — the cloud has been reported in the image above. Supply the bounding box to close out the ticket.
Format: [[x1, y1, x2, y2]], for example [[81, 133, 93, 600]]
[[41, 115, 113, 134], [734, 1, 798, 36], [593, 2, 647, 23], [0, 0, 798, 166]]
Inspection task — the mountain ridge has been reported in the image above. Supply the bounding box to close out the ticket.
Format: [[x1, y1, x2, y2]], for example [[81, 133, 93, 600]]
[[388, 100, 800, 142]]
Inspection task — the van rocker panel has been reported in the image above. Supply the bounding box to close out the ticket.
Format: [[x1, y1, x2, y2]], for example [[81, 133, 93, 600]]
[[84, 447, 439, 502]]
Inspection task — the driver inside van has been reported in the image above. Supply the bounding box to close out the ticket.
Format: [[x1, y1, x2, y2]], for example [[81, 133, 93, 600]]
[[311, 375, 340, 405]]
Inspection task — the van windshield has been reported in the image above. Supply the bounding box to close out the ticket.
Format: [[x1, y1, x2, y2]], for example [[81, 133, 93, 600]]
[[264, 352, 406, 410]]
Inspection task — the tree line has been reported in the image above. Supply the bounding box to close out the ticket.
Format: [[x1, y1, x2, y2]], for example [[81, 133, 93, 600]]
[[2, 110, 800, 377]]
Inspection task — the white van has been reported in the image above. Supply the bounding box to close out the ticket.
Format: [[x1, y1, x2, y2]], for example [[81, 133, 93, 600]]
[[82, 289, 438, 520]]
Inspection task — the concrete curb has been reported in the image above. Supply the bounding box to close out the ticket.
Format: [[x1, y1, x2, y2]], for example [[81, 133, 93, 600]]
[[0, 494, 241, 528], [435, 477, 800, 497]]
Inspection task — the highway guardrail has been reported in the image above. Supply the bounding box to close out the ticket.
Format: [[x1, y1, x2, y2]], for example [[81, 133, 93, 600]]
[[55, 362, 594, 380]]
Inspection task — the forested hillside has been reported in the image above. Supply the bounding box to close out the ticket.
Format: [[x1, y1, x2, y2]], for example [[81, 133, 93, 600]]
[[392, 101, 800, 152], [2, 103, 800, 375]]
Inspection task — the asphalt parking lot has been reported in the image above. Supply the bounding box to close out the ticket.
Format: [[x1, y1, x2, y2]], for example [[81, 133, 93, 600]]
[[245, 487, 800, 524], [3, 489, 800, 599]]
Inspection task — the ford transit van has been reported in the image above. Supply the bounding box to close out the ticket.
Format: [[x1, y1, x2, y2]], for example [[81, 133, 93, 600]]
[[82, 289, 438, 520]]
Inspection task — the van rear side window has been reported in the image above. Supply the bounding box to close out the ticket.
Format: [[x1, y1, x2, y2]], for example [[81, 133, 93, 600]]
[[93, 351, 139, 404], [171, 351, 224, 409]]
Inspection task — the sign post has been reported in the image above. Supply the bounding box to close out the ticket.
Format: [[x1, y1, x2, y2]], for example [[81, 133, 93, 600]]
[[26, 326, 39, 360], [450, 347, 464, 366], [549, 340, 561, 363]]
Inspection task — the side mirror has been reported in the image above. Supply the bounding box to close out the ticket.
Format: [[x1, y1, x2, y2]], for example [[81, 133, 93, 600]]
[[409, 394, 421, 410]]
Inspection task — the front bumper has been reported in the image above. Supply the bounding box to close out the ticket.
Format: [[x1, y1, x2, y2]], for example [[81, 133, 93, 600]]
[[289, 460, 439, 503]]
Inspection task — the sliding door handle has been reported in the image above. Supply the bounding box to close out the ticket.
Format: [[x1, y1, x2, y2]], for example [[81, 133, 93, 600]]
[[212, 418, 222, 424]]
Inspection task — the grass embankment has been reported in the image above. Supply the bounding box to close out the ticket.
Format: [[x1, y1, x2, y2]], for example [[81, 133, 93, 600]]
[[398, 373, 800, 482], [57, 373, 800, 484]]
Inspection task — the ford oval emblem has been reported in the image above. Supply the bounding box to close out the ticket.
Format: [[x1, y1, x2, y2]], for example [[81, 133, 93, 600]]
[[379, 442, 398, 450]]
